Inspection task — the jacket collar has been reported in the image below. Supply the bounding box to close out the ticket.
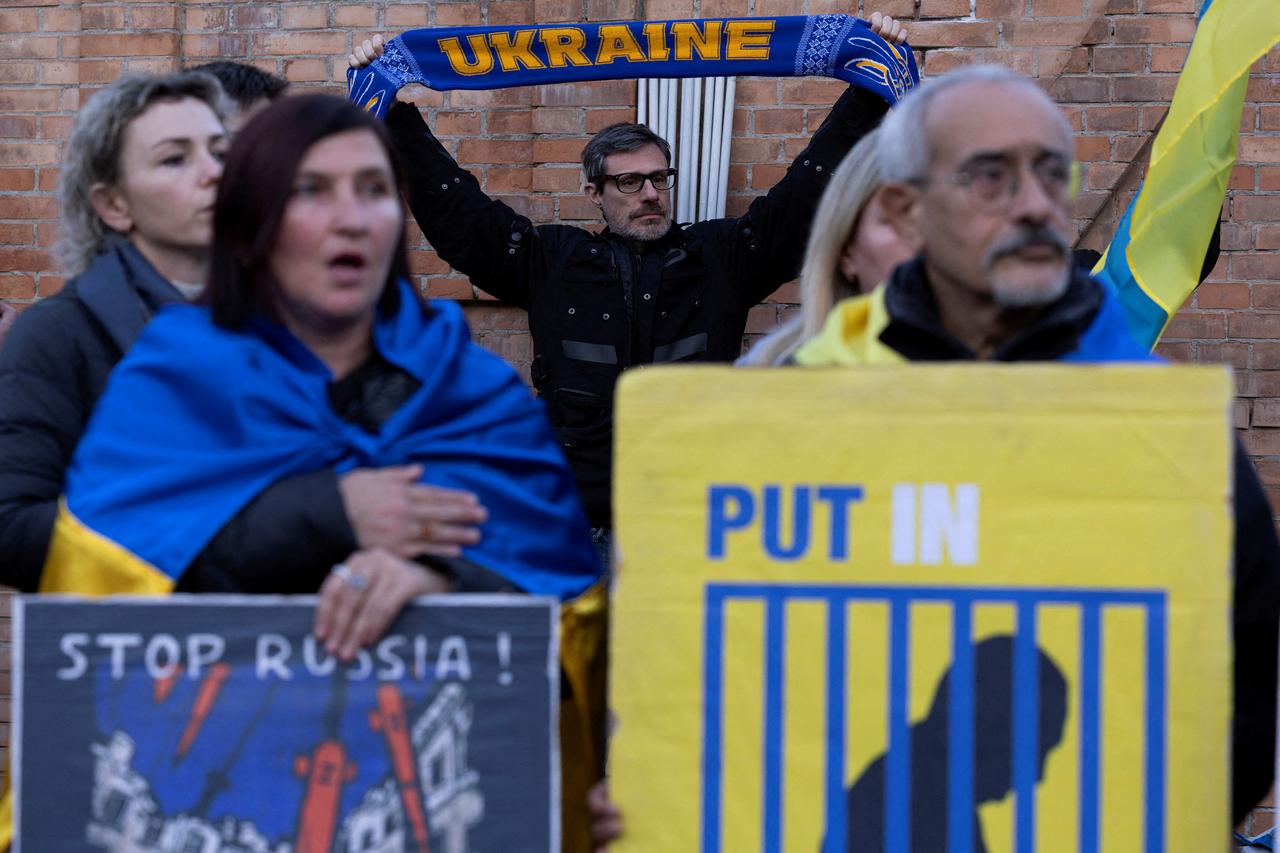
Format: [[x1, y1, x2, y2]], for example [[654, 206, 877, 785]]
[[75, 234, 186, 354], [878, 255, 1105, 362]]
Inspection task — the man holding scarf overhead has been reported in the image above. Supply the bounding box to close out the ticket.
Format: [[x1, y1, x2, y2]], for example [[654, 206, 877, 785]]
[[348, 10, 916, 549]]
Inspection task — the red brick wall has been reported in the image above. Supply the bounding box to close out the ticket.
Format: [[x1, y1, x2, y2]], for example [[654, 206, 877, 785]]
[[1, 0, 1278, 836]]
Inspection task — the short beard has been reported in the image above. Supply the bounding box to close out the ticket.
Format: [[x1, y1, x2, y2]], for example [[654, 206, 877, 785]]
[[604, 207, 671, 242], [984, 224, 1071, 308]]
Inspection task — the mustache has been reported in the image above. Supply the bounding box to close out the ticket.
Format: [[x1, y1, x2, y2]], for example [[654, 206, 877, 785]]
[[984, 225, 1069, 266], [633, 203, 666, 217]]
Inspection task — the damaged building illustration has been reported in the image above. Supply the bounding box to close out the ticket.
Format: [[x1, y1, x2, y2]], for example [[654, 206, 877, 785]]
[[85, 682, 484, 853]]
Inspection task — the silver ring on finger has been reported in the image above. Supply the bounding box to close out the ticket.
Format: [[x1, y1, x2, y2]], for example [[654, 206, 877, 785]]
[[331, 562, 369, 591]]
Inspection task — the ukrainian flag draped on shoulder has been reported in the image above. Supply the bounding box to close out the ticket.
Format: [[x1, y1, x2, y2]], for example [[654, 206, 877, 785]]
[[1094, 0, 1278, 348], [347, 15, 919, 118], [40, 281, 601, 600]]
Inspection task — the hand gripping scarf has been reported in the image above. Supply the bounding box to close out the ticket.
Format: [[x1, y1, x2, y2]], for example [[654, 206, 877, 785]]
[[40, 283, 602, 601], [347, 15, 920, 118]]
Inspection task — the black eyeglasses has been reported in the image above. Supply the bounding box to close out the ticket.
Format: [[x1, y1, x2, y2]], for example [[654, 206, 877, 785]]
[[595, 169, 677, 193]]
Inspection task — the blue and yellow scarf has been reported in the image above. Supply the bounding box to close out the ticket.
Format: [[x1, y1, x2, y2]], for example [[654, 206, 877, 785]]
[[348, 15, 919, 117]]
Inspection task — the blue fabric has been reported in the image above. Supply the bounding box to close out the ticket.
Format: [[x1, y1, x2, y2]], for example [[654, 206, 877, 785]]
[[64, 282, 601, 600], [348, 16, 919, 118], [1063, 281, 1162, 364]]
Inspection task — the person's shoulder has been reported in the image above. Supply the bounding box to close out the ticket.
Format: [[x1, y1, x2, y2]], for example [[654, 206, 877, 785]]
[[0, 282, 98, 361]]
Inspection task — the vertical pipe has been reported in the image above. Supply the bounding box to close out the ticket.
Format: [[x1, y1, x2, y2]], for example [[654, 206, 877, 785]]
[[678, 78, 695, 223], [698, 78, 716, 221], [648, 79, 660, 134], [686, 78, 703, 222], [664, 78, 678, 154], [637, 78, 648, 128], [705, 77, 726, 221], [715, 76, 737, 218]]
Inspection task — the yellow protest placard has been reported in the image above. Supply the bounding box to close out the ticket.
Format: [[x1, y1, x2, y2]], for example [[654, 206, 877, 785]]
[[611, 365, 1233, 853]]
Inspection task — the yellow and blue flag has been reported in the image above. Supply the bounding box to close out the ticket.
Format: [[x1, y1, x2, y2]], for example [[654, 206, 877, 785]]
[[1095, 0, 1279, 347], [39, 283, 602, 600]]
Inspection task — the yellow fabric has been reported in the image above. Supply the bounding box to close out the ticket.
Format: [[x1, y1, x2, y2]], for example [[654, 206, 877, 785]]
[[792, 287, 903, 367], [39, 502, 173, 596], [1098, 0, 1279, 331], [559, 581, 609, 853]]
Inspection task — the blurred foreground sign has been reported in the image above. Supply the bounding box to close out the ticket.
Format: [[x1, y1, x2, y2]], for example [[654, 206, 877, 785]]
[[612, 365, 1233, 853], [14, 595, 558, 852]]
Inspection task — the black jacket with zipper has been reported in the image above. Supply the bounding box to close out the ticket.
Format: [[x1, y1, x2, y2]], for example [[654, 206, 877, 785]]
[[387, 86, 890, 525]]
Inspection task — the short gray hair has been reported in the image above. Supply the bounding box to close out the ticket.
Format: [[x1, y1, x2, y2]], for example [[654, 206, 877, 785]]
[[57, 71, 231, 277], [581, 123, 671, 187], [878, 64, 1073, 183]]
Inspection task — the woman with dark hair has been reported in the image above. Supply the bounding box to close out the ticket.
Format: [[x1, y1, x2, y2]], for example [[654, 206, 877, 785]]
[[45, 92, 602, 648]]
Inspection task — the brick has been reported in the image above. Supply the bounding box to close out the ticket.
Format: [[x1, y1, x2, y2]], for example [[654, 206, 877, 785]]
[[1150, 45, 1189, 74], [1052, 76, 1108, 102], [1143, 0, 1199, 11], [780, 77, 848, 105], [334, 6, 376, 27], [1233, 254, 1280, 282], [0, 225, 34, 246], [460, 138, 535, 164], [1264, 106, 1280, 132], [497, 194, 553, 221], [532, 167, 582, 193], [533, 0, 582, 22], [37, 167, 58, 191], [129, 5, 178, 30], [531, 137, 586, 163], [1084, 105, 1138, 131], [180, 34, 247, 58], [1258, 226, 1280, 251], [1194, 283, 1250, 309], [426, 278, 475, 301], [280, 5, 328, 30], [985, 49, 1035, 76], [0, 143, 56, 167], [283, 58, 330, 82], [750, 163, 787, 190], [487, 167, 533, 193], [1039, 47, 1090, 75], [0, 62, 36, 84], [1229, 312, 1280, 338], [925, 50, 979, 76], [1195, 341, 1248, 369], [1161, 311, 1225, 340], [0, 170, 35, 192], [0, 249, 54, 273], [1092, 46, 1146, 73], [1074, 134, 1110, 161], [700, 0, 750, 15], [905, 22, 999, 48], [3, 8, 36, 30], [976, 0, 1024, 16], [1032, 0, 1084, 15], [587, 0, 639, 19], [385, 5, 429, 27], [0, 36, 57, 59], [489, 0, 534, 22], [0, 117, 36, 138], [532, 108, 582, 134], [735, 78, 779, 106], [458, 304, 531, 331], [434, 111, 483, 136], [1113, 75, 1178, 103], [1233, 196, 1280, 222], [81, 5, 124, 29], [1240, 137, 1280, 165], [437, 4, 482, 25], [489, 111, 533, 135], [585, 108, 634, 132], [755, 109, 804, 135], [233, 6, 280, 28], [0, 275, 37, 300], [80, 32, 176, 57], [535, 80, 632, 107], [1113, 16, 1195, 44], [1005, 20, 1105, 47], [559, 195, 599, 220], [919, 0, 969, 17], [183, 7, 226, 31], [252, 31, 345, 55], [409, 250, 451, 277]]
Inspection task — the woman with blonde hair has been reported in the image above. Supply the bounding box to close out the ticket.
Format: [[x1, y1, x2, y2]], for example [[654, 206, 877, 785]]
[[738, 128, 916, 366]]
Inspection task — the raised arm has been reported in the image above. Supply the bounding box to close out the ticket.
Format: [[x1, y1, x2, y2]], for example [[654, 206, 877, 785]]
[[718, 12, 906, 306]]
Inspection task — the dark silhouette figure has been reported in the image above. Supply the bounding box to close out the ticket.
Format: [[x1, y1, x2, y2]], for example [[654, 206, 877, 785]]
[[835, 634, 1068, 852]]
